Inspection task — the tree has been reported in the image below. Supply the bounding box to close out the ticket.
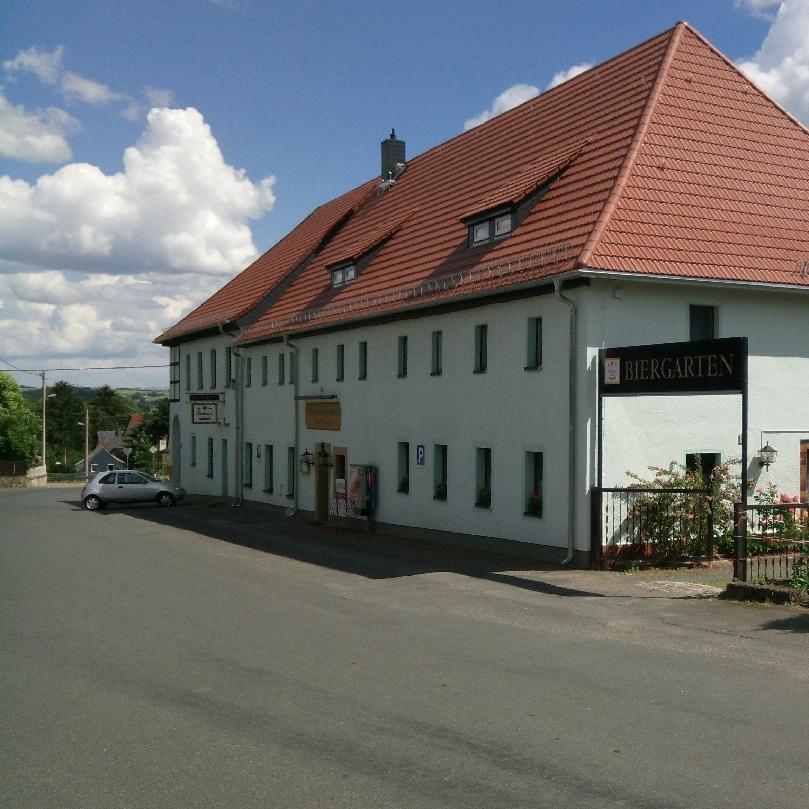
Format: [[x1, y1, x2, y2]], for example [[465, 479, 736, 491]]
[[143, 397, 169, 445], [89, 385, 133, 436], [0, 372, 40, 464], [46, 380, 85, 465], [125, 426, 154, 473]]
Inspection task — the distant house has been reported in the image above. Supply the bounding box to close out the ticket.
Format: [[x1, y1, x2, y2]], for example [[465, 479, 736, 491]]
[[73, 447, 126, 477], [97, 430, 126, 452], [126, 413, 145, 437]]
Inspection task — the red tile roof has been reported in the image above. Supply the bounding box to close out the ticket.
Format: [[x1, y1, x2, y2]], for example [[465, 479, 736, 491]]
[[156, 21, 809, 347]]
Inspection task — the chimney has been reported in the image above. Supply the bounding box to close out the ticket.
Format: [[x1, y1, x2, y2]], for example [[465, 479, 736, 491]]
[[381, 129, 405, 180]]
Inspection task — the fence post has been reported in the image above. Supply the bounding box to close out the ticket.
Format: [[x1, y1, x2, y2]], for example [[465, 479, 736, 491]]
[[733, 502, 747, 581], [706, 491, 714, 562], [590, 487, 602, 568]]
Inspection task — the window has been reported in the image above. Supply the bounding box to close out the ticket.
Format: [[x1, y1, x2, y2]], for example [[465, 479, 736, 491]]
[[469, 211, 513, 246], [262, 355, 268, 386], [278, 353, 285, 385], [225, 347, 232, 388], [191, 435, 197, 467], [185, 354, 191, 392], [263, 445, 274, 492], [475, 447, 491, 508], [525, 452, 543, 517], [397, 442, 410, 493], [685, 452, 721, 480], [336, 344, 345, 381], [434, 444, 448, 500], [311, 348, 319, 383], [197, 352, 203, 390], [210, 349, 217, 388], [331, 263, 356, 287], [526, 317, 542, 369], [474, 324, 488, 373], [90, 464, 98, 473], [690, 305, 716, 341], [207, 437, 214, 478], [358, 341, 367, 380], [397, 335, 408, 378], [431, 330, 442, 376], [287, 446, 295, 498], [99, 472, 115, 484], [289, 351, 295, 384], [107, 464, 114, 472], [170, 346, 180, 402], [245, 357, 252, 387], [244, 442, 253, 488]]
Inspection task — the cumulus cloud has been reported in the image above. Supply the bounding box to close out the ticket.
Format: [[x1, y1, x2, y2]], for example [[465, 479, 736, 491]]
[[0, 89, 78, 162], [734, 0, 782, 20], [545, 62, 593, 90], [145, 87, 173, 107], [463, 62, 593, 131], [464, 83, 540, 130], [0, 106, 276, 276], [736, 0, 809, 124], [3, 45, 64, 85]]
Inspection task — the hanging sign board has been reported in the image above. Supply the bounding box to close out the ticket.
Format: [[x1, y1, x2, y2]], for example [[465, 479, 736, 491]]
[[305, 401, 341, 431], [599, 337, 747, 396], [192, 403, 218, 424]]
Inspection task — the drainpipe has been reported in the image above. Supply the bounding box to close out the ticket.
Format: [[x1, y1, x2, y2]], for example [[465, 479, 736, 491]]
[[284, 334, 299, 513], [219, 324, 244, 506], [555, 279, 577, 565]]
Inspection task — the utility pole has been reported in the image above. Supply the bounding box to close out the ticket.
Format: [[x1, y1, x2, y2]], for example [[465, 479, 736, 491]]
[[40, 371, 46, 469], [84, 404, 89, 478]]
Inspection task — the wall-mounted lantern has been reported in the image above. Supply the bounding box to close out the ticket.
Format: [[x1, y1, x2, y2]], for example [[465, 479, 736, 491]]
[[299, 449, 314, 474], [758, 444, 777, 469]]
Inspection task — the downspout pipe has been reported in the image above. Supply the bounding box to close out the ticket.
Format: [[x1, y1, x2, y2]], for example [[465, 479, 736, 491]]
[[284, 335, 300, 514], [220, 324, 244, 506], [555, 279, 577, 565]]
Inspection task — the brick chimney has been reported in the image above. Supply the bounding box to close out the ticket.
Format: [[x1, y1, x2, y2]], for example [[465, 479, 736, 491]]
[[381, 129, 405, 180]]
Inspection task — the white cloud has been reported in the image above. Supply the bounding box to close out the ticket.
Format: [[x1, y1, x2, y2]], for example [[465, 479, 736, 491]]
[[0, 89, 78, 162], [62, 71, 123, 105], [3, 45, 64, 85], [145, 87, 173, 107], [736, 0, 809, 124], [0, 106, 276, 276], [464, 83, 540, 130], [545, 62, 593, 90], [734, 0, 782, 20]]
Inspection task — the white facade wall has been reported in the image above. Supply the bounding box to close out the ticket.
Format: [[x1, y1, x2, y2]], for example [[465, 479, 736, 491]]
[[581, 279, 809, 500], [168, 278, 808, 560]]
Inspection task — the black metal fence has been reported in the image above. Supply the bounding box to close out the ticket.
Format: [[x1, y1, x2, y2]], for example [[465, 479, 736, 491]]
[[591, 487, 713, 563], [732, 502, 809, 584]]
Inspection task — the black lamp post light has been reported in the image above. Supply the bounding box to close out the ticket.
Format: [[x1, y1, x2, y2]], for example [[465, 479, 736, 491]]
[[758, 443, 777, 470]]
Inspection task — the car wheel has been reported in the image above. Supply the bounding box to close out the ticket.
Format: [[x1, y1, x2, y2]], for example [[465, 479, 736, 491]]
[[156, 491, 175, 507], [84, 495, 103, 511]]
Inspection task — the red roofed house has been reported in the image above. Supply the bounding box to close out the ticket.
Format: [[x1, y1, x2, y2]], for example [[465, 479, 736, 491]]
[[156, 22, 809, 565]]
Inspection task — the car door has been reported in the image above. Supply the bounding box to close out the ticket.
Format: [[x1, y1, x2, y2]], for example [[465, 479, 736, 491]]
[[116, 471, 149, 502]]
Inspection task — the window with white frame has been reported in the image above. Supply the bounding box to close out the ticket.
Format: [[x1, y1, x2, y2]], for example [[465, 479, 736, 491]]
[[524, 451, 543, 517], [331, 263, 357, 288], [434, 444, 447, 500], [526, 317, 542, 369], [397, 442, 410, 493], [475, 447, 491, 508]]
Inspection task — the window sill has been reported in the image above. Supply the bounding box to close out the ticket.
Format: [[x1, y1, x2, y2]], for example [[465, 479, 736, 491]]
[[285, 493, 295, 499], [473, 369, 487, 375], [474, 503, 491, 509], [397, 488, 410, 495], [358, 376, 367, 381], [523, 511, 543, 519], [397, 374, 407, 379], [433, 494, 447, 501], [430, 371, 442, 377], [243, 484, 252, 489], [263, 488, 273, 494], [523, 364, 542, 372]]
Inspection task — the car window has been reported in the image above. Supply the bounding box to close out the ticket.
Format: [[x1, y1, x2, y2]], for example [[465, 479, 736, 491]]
[[119, 472, 146, 485], [99, 473, 116, 484]]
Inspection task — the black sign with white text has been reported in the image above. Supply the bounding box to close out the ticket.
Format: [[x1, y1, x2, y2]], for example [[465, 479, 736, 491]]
[[599, 337, 747, 396]]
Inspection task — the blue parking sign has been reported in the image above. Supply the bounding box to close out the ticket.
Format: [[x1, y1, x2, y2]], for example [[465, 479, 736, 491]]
[[416, 444, 426, 466]]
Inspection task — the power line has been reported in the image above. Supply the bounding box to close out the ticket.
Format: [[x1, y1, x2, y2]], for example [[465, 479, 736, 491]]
[[1, 361, 169, 372]]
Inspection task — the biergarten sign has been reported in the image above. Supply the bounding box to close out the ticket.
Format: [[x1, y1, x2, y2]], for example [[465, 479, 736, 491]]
[[599, 337, 746, 396]]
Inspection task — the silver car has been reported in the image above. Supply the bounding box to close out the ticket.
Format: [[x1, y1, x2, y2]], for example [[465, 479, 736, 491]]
[[82, 470, 186, 511]]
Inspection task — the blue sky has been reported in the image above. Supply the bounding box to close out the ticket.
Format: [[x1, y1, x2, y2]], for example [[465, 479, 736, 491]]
[[0, 0, 803, 388]]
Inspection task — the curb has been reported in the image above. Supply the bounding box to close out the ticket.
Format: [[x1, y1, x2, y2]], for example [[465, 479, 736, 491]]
[[720, 581, 809, 607]]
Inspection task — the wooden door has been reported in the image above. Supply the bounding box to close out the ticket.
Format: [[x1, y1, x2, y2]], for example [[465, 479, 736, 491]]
[[314, 443, 329, 522], [801, 440, 809, 503]]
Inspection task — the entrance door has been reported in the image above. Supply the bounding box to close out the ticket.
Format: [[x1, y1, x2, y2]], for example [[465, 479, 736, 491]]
[[801, 440, 809, 503], [171, 415, 181, 485], [221, 438, 228, 497], [314, 442, 330, 522]]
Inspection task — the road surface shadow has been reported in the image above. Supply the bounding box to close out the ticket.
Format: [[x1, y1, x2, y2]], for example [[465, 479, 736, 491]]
[[759, 614, 809, 634]]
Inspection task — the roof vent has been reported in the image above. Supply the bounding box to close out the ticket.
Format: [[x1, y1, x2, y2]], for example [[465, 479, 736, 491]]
[[381, 129, 405, 181]]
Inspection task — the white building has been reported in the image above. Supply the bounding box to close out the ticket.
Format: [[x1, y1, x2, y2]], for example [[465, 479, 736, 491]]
[[157, 22, 809, 565]]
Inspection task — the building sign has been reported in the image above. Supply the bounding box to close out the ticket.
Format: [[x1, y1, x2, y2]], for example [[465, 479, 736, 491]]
[[192, 403, 218, 424], [304, 400, 341, 431], [599, 337, 747, 396]]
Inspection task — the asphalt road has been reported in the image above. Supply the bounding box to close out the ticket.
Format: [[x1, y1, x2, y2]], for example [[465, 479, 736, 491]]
[[1, 487, 808, 809]]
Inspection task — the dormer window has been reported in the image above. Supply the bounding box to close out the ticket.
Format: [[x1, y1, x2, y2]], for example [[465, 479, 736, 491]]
[[467, 209, 514, 247], [331, 263, 356, 288]]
